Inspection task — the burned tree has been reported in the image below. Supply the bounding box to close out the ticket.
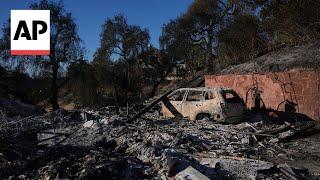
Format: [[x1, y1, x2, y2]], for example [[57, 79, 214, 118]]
[[160, 0, 256, 73], [180, 0, 240, 72], [0, 0, 83, 110], [94, 14, 150, 95], [31, 0, 83, 110], [139, 46, 174, 97]]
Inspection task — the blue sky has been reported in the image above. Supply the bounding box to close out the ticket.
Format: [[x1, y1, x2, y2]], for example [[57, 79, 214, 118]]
[[0, 0, 193, 59]]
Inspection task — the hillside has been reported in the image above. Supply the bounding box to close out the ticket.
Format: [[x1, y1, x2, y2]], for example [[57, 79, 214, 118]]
[[220, 42, 320, 74]]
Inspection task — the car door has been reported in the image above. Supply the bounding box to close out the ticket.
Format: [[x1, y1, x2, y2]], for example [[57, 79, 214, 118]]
[[220, 90, 245, 118], [164, 89, 187, 116], [182, 90, 204, 119]]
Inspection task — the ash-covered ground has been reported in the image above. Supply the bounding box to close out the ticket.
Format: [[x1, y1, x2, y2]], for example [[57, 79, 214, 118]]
[[1, 105, 320, 179]]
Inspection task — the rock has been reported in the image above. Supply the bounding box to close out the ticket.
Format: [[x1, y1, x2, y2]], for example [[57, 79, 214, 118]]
[[109, 115, 123, 123], [175, 166, 210, 180], [83, 120, 98, 129], [100, 117, 108, 124]]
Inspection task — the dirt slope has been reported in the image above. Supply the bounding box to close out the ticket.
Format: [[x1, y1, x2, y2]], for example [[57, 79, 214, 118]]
[[220, 42, 320, 74]]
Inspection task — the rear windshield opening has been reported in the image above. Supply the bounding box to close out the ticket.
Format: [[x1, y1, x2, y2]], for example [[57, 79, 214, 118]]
[[222, 91, 243, 103]]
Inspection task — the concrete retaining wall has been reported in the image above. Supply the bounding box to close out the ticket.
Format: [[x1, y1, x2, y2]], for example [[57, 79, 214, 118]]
[[205, 70, 320, 121]]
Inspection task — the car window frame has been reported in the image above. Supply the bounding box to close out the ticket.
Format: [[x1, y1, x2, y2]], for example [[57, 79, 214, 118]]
[[221, 90, 243, 104], [168, 89, 188, 101], [185, 89, 205, 102], [204, 90, 215, 101]]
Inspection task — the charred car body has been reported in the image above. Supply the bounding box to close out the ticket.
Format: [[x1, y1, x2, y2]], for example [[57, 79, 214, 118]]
[[161, 87, 246, 123]]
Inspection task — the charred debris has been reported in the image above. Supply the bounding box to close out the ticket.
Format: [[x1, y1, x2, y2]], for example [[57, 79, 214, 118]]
[[0, 84, 319, 180]]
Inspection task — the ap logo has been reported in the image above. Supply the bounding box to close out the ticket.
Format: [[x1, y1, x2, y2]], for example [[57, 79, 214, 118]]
[[11, 10, 50, 55]]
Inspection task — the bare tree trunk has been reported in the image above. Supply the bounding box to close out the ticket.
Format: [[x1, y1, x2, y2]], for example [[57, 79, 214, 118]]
[[149, 69, 172, 98], [124, 55, 131, 94], [206, 37, 214, 73], [149, 83, 160, 98], [51, 61, 59, 111]]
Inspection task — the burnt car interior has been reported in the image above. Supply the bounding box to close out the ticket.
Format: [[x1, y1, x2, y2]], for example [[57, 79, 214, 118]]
[[186, 90, 203, 101], [221, 90, 243, 104]]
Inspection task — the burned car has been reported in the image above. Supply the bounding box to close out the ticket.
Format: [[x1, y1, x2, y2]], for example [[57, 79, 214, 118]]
[[161, 87, 246, 123]]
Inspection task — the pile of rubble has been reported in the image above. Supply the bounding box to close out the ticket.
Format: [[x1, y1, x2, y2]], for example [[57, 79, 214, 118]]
[[0, 106, 319, 179]]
